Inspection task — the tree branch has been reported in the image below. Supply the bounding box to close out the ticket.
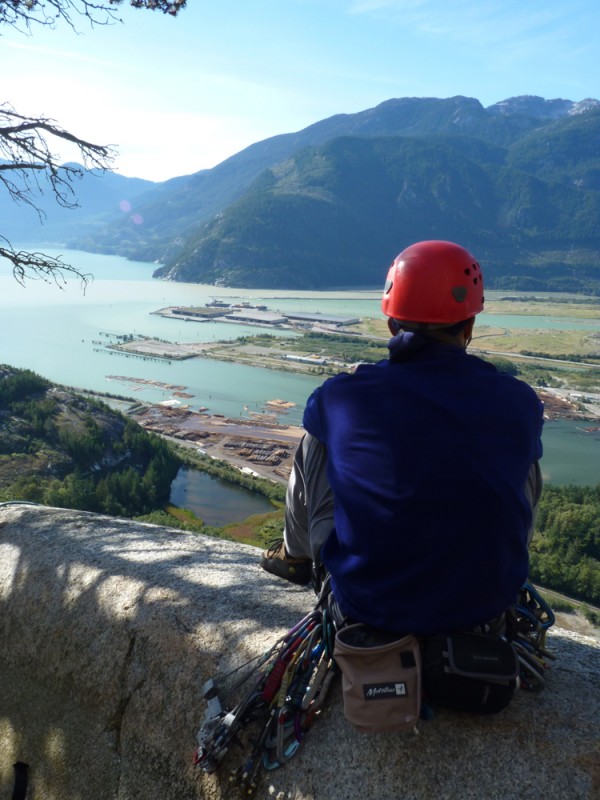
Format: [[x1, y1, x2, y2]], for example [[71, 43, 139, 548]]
[[0, 238, 93, 289], [0, 162, 46, 172], [127, 0, 187, 15], [0, 103, 115, 282], [0, 0, 186, 286], [0, 103, 116, 216], [0, 0, 186, 32]]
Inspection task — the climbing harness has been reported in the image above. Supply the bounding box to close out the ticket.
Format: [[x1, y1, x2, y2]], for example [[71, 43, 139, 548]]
[[194, 580, 556, 791], [194, 607, 337, 795], [506, 580, 556, 691]]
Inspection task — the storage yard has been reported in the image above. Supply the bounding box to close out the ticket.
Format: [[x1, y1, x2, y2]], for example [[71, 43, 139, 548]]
[[129, 403, 302, 483]]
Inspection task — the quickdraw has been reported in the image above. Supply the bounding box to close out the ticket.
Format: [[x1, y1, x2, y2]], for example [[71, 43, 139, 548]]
[[194, 608, 338, 796], [506, 581, 556, 691]]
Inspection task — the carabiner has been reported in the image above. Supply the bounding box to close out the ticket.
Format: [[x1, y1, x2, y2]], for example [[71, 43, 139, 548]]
[[275, 706, 303, 764]]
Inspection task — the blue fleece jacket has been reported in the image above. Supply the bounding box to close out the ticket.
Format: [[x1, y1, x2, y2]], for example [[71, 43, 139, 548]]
[[303, 332, 544, 634]]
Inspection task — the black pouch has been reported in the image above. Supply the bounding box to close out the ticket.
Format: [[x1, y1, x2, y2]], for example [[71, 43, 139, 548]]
[[421, 632, 518, 714]]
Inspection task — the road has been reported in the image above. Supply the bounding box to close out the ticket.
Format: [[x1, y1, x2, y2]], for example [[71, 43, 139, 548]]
[[472, 347, 600, 368]]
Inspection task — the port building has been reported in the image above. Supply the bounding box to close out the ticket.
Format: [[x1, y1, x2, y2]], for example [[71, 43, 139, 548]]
[[283, 312, 360, 326], [224, 310, 287, 325]]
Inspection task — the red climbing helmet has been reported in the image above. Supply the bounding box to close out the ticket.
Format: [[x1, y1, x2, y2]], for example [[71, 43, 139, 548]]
[[381, 240, 484, 325]]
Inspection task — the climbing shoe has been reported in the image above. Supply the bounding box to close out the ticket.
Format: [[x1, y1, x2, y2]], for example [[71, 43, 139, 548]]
[[260, 538, 312, 585]]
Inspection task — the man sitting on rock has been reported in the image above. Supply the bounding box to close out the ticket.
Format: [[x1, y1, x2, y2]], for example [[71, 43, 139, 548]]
[[260, 240, 543, 636]]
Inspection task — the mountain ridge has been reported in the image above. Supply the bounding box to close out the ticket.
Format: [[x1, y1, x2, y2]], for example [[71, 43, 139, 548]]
[[5, 94, 600, 292], [151, 102, 600, 291]]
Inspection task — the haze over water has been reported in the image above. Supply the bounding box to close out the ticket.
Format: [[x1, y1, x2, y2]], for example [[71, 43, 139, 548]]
[[1, 249, 598, 486]]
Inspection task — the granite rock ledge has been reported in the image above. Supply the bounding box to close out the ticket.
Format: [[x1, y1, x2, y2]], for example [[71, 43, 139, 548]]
[[0, 503, 599, 800]]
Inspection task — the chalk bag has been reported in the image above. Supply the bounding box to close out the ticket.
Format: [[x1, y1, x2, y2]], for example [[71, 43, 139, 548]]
[[333, 624, 421, 733]]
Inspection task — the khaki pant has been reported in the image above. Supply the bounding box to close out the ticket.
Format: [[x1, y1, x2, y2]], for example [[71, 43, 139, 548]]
[[283, 433, 334, 564]]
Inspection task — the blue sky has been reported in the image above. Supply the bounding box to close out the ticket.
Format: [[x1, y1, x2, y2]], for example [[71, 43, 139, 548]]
[[2, 0, 599, 182]]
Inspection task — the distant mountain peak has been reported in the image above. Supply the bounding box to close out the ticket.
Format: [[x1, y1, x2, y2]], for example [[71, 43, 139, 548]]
[[485, 95, 590, 119], [569, 98, 600, 115]]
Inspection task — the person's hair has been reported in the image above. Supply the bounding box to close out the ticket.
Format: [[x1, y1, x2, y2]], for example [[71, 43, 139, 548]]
[[393, 318, 470, 338], [435, 319, 470, 337]]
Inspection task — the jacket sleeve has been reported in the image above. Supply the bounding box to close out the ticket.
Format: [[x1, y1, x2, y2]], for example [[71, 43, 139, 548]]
[[302, 386, 326, 442]]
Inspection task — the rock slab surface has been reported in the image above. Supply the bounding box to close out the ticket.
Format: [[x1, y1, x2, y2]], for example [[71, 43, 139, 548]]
[[0, 503, 599, 799]]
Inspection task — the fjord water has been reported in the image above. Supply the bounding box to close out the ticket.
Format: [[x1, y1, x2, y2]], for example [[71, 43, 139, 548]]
[[0, 249, 598, 490]]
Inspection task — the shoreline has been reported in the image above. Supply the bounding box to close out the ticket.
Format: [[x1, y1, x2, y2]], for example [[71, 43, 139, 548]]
[[537, 388, 600, 421], [121, 388, 599, 486]]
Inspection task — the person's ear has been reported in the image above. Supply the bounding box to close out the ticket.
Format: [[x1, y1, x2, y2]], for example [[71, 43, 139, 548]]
[[388, 318, 401, 335], [464, 317, 475, 347]]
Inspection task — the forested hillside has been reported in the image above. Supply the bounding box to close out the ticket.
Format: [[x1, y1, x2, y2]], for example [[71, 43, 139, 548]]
[[155, 132, 600, 291], [0, 366, 181, 516], [65, 94, 600, 293], [532, 484, 600, 608]]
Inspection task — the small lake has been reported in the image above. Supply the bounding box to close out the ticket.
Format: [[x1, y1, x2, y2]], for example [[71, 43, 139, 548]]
[[169, 467, 275, 526]]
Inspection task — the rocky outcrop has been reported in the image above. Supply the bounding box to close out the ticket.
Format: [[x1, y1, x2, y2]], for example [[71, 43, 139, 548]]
[[1, 502, 599, 800]]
